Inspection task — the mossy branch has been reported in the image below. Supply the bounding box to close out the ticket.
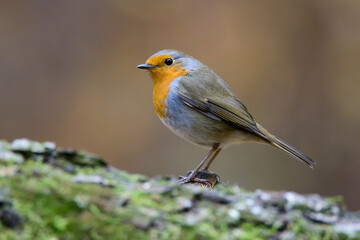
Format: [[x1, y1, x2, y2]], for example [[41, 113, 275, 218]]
[[0, 139, 359, 240]]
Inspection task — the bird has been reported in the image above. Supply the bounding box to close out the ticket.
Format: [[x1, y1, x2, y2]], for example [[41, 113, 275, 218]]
[[137, 49, 315, 184]]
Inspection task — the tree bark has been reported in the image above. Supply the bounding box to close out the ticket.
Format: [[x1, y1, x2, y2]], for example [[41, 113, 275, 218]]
[[0, 139, 359, 240]]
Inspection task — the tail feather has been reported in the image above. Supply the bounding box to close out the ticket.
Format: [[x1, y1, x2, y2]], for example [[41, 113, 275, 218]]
[[270, 136, 315, 168], [256, 124, 315, 168]]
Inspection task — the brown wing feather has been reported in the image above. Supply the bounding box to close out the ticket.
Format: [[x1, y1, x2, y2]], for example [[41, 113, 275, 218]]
[[177, 92, 270, 141]]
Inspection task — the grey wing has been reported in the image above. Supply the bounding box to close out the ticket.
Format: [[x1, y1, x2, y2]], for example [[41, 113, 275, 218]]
[[177, 90, 270, 141]]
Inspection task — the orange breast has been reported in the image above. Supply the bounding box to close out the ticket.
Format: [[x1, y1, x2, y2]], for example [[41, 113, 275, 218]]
[[151, 67, 188, 119]]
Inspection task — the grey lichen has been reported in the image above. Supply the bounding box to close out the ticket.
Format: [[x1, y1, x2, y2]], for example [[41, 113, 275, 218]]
[[0, 138, 359, 240]]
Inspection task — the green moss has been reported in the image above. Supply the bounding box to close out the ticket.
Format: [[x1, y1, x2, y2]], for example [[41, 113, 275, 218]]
[[0, 139, 359, 240]]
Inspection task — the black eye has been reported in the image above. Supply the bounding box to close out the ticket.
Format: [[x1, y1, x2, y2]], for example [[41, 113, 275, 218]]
[[164, 58, 173, 66]]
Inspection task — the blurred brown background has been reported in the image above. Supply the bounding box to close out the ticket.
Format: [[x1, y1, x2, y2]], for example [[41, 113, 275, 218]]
[[1, 1, 359, 209]]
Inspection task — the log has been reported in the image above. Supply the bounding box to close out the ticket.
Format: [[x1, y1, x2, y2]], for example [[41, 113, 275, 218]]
[[0, 139, 359, 240]]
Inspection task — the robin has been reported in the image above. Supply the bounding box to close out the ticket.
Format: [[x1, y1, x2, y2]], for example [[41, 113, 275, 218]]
[[137, 49, 315, 184]]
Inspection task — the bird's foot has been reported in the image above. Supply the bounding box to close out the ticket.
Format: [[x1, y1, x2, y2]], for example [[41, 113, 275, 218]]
[[179, 170, 220, 188]]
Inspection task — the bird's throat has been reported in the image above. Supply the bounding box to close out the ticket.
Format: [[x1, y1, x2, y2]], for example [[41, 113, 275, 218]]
[[151, 68, 188, 119]]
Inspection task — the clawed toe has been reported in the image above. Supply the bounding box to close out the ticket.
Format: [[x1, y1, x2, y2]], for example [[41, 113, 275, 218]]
[[178, 170, 220, 188], [178, 175, 191, 184]]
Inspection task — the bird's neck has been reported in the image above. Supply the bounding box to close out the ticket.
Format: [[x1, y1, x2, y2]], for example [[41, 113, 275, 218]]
[[151, 68, 188, 119]]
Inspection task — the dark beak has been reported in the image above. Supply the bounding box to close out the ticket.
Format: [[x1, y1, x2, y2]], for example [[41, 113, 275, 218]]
[[137, 63, 155, 69]]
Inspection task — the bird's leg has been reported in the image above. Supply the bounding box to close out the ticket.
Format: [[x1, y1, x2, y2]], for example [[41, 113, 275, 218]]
[[179, 143, 220, 184], [201, 147, 222, 171]]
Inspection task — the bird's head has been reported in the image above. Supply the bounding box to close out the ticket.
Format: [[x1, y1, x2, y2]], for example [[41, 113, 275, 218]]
[[137, 49, 200, 84]]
